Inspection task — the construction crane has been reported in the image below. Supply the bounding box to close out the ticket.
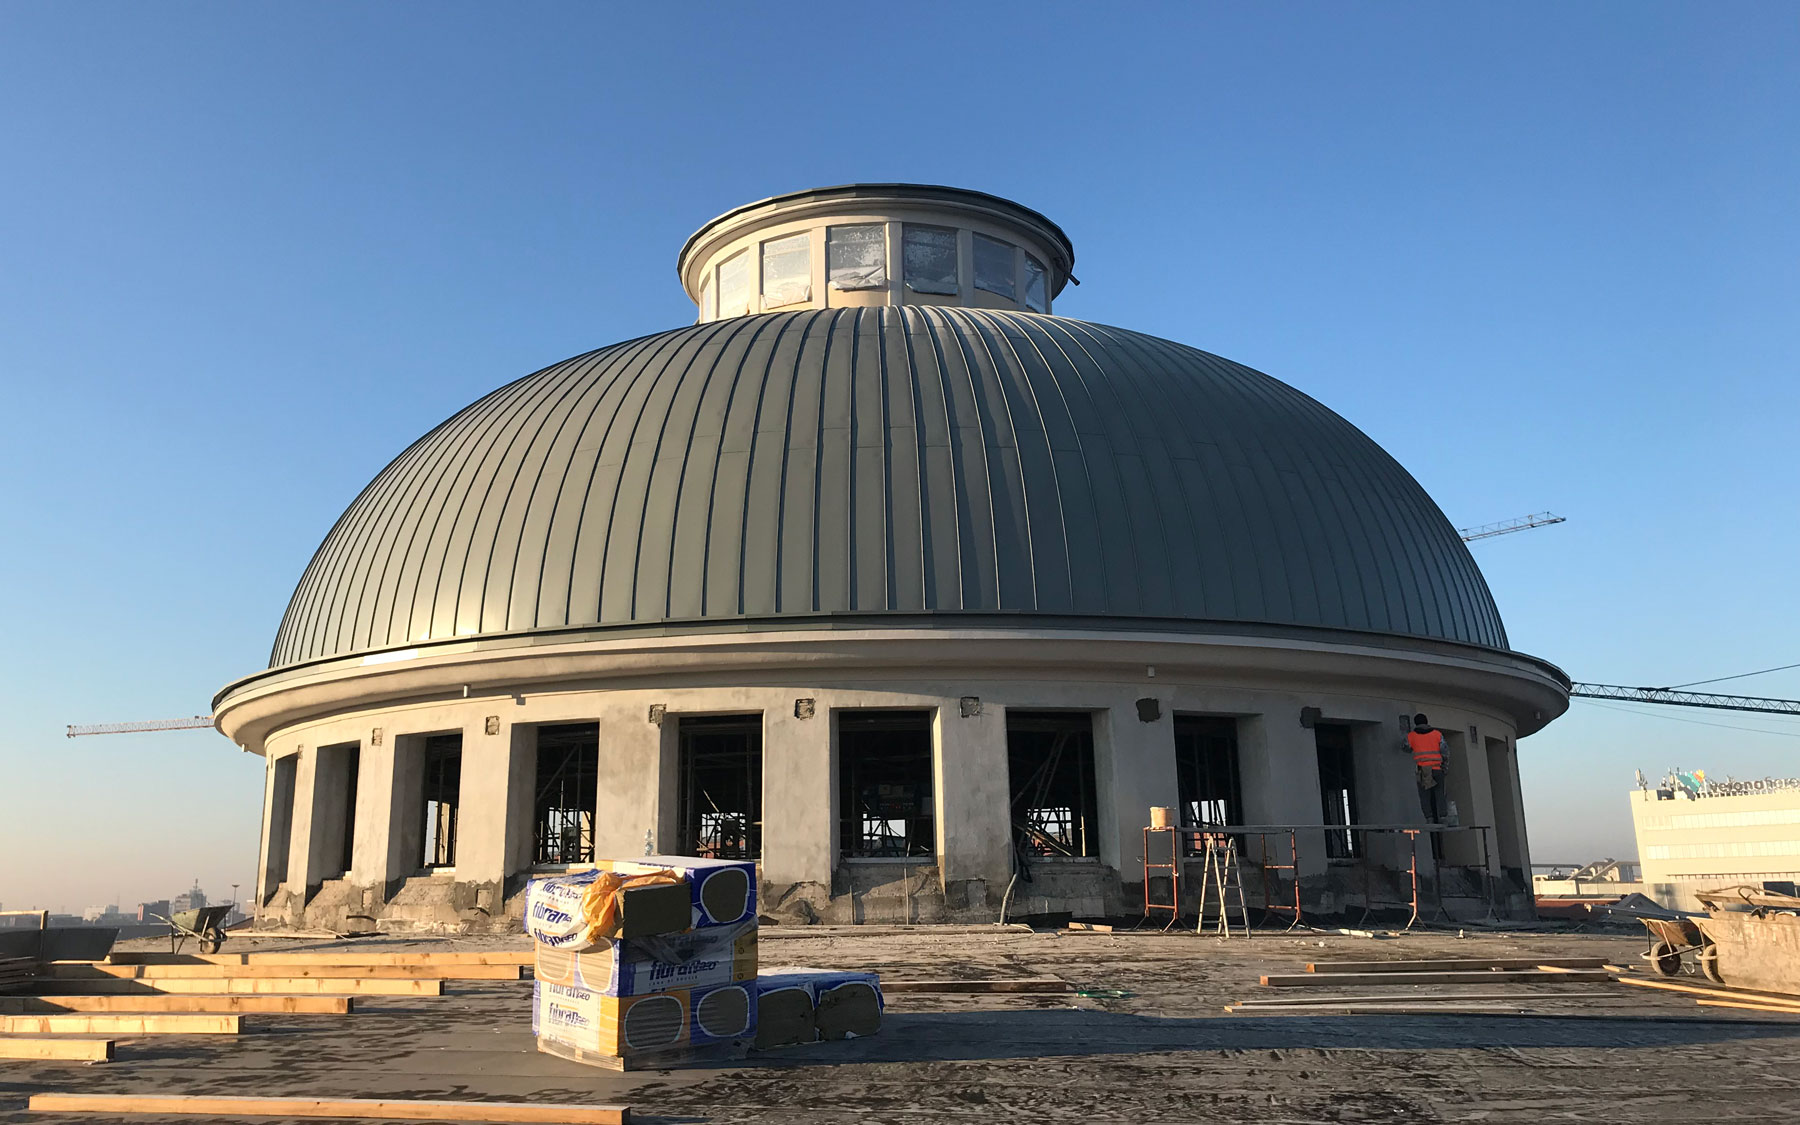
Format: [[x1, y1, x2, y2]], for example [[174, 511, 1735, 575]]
[[1459, 512, 1566, 542], [1568, 685, 1800, 717], [66, 716, 214, 738]]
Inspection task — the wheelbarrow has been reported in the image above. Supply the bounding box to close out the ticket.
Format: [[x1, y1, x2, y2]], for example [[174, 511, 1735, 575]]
[[1640, 914, 1716, 979], [154, 904, 233, 955]]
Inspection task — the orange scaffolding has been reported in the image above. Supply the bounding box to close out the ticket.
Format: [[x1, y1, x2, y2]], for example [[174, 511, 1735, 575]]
[[1141, 822, 1497, 931]]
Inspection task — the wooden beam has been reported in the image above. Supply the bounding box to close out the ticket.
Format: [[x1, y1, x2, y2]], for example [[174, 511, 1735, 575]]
[[1228, 1003, 1531, 1016], [239, 951, 536, 967], [1615, 976, 1800, 1004], [0, 995, 351, 1015], [1261, 969, 1613, 988], [32, 977, 443, 997], [0, 1014, 239, 1035], [1230, 992, 1608, 1008], [1695, 998, 1800, 1015], [1303, 958, 1607, 974], [26, 1094, 629, 1122], [882, 979, 1071, 994], [0, 1037, 113, 1062], [50, 964, 522, 982]]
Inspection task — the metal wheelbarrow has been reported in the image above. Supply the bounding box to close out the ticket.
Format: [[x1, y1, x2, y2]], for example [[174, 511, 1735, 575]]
[[1640, 914, 1713, 978], [154, 904, 233, 954]]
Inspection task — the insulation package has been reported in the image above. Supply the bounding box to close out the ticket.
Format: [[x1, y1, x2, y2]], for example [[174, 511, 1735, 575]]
[[533, 979, 757, 1057], [534, 921, 757, 998], [598, 856, 758, 929], [753, 967, 883, 1047]]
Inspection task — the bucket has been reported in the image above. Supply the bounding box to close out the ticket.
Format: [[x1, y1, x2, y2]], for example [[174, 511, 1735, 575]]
[[1149, 806, 1175, 829]]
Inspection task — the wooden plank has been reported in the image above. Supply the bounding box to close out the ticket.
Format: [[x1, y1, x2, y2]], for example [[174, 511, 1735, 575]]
[[1303, 958, 1607, 974], [1065, 923, 1114, 933], [50, 963, 522, 981], [1261, 970, 1614, 988], [0, 995, 350, 1015], [882, 979, 1071, 994], [103, 954, 247, 967], [27, 1093, 629, 1122], [1228, 1004, 1531, 1016], [1230, 992, 1609, 1008], [1695, 998, 1800, 1015], [1615, 976, 1800, 1004], [0, 1014, 239, 1035], [32, 977, 443, 997], [241, 951, 536, 967], [0, 1037, 113, 1062]]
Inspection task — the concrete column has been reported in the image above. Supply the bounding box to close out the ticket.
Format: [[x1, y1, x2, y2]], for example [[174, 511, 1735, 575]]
[[935, 701, 1012, 904], [1238, 712, 1329, 877], [1491, 737, 1532, 875], [306, 743, 357, 889], [389, 735, 427, 879], [1441, 729, 1491, 868], [1095, 699, 1180, 877], [350, 739, 398, 887], [594, 711, 663, 860], [259, 752, 299, 904], [1350, 719, 1425, 880], [761, 702, 834, 889], [455, 718, 536, 887], [283, 748, 320, 894]]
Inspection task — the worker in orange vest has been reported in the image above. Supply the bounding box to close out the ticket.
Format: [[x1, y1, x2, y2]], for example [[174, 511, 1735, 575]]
[[1406, 713, 1448, 822]]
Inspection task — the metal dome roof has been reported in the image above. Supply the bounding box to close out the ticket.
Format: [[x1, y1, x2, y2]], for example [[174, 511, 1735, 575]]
[[269, 307, 1506, 668]]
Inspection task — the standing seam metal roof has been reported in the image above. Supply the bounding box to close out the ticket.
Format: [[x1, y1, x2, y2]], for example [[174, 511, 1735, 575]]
[[270, 307, 1506, 667]]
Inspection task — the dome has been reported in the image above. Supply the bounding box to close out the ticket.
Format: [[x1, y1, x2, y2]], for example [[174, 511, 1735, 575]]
[[270, 306, 1506, 668]]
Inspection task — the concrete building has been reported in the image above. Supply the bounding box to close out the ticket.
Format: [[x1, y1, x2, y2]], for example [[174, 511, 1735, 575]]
[[214, 184, 1569, 932], [1631, 776, 1800, 910]]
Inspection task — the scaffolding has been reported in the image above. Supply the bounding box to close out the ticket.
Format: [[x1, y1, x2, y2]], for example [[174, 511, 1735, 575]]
[[1143, 822, 1499, 931]]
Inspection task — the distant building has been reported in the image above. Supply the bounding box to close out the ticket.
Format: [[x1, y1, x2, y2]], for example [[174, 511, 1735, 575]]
[[137, 900, 171, 922], [170, 882, 206, 913], [1631, 774, 1800, 910]]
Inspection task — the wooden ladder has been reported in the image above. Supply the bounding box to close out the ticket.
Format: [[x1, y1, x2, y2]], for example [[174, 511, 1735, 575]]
[[1196, 833, 1250, 938]]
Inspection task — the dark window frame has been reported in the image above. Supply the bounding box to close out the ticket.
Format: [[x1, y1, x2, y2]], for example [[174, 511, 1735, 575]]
[[676, 715, 764, 861], [838, 710, 936, 859], [1006, 711, 1100, 859], [533, 724, 599, 866], [1315, 723, 1362, 860]]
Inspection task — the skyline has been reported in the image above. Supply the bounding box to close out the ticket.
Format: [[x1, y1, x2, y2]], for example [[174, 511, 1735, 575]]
[[4, 4, 1798, 908]]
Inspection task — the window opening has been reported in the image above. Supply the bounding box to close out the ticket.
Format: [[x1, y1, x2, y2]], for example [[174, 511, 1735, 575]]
[[716, 252, 750, 318], [422, 733, 462, 868], [827, 224, 886, 290], [761, 233, 811, 309], [338, 745, 360, 877], [1007, 711, 1099, 858], [973, 234, 1016, 299], [838, 711, 935, 858], [534, 723, 598, 865], [1023, 254, 1047, 312], [1175, 715, 1241, 834], [1315, 723, 1361, 859], [677, 715, 763, 860], [902, 225, 958, 295], [265, 754, 298, 891]]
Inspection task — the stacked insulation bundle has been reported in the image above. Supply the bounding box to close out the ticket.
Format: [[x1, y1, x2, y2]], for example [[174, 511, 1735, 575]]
[[525, 856, 759, 1068], [752, 967, 884, 1049]]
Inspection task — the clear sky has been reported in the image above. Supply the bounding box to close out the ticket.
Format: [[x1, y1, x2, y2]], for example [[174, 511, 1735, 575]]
[[3, 4, 1797, 911]]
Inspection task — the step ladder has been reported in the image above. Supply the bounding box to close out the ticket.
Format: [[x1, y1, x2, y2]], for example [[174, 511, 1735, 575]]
[[1196, 833, 1250, 938]]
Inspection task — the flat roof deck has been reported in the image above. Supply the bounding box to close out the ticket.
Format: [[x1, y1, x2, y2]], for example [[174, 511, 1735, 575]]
[[3, 927, 1798, 1123]]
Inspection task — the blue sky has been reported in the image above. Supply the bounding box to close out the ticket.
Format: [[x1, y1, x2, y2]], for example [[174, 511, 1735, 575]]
[[2, 4, 1796, 910]]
